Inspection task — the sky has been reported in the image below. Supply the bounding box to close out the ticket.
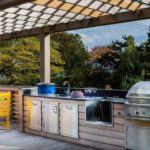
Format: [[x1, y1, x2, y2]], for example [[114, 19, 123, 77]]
[[69, 19, 150, 51]]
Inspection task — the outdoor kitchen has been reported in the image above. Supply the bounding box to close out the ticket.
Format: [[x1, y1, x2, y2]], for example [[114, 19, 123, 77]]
[[22, 81, 150, 150], [0, 1, 150, 150]]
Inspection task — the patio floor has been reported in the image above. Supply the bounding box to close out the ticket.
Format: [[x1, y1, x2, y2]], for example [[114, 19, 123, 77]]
[[0, 126, 97, 150]]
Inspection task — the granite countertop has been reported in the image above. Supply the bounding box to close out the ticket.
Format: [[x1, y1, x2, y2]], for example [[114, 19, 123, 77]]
[[24, 94, 126, 104]]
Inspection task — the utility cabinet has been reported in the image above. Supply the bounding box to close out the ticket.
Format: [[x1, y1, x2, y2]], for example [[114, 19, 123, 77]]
[[61, 104, 78, 138], [27, 99, 79, 138], [126, 126, 150, 150], [28, 100, 41, 131], [42, 102, 59, 134]]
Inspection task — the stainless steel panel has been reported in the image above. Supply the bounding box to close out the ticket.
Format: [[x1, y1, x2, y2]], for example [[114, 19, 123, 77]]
[[85, 100, 113, 126], [126, 126, 150, 150], [127, 98, 150, 104], [126, 106, 150, 120]]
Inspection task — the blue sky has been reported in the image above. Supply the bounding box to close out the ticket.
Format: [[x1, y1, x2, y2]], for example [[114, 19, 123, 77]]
[[69, 19, 150, 51]]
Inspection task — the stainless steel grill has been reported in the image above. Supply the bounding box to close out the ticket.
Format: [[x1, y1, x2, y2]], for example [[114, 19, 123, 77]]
[[125, 81, 150, 150], [125, 81, 150, 121]]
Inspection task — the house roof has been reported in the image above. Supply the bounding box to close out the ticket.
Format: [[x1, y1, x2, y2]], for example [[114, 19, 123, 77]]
[[0, 0, 150, 40]]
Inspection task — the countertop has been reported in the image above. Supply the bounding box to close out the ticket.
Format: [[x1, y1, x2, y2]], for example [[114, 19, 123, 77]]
[[24, 94, 126, 104]]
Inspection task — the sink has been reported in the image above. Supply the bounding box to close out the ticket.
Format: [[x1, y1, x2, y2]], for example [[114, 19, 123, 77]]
[[56, 94, 71, 98], [56, 94, 86, 99]]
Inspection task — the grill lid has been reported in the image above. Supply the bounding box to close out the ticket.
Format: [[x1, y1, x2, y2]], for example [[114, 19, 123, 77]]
[[126, 81, 150, 98]]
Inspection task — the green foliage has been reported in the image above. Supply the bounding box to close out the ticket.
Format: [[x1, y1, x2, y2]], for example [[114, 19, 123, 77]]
[[50, 41, 65, 75], [85, 70, 112, 88], [0, 32, 88, 87], [137, 27, 150, 79], [0, 36, 65, 85], [0, 37, 40, 85], [0, 28, 150, 90], [112, 36, 141, 89], [51, 32, 89, 87]]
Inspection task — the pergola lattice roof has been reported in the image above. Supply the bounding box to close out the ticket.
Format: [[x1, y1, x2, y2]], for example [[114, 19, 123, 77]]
[[0, 0, 150, 40]]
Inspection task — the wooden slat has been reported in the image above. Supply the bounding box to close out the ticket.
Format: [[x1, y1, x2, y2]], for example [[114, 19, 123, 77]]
[[0, 0, 33, 10], [79, 132, 125, 146], [79, 106, 85, 113], [12, 103, 20, 107], [79, 112, 85, 120], [114, 104, 125, 110], [34, 0, 106, 18], [79, 119, 125, 132], [114, 117, 125, 125], [114, 109, 125, 117], [79, 126, 125, 139], [0, 7, 150, 41], [126, 119, 150, 128], [99, 0, 143, 11], [11, 90, 20, 123], [12, 94, 19, 99], [24, 127, 125, 150]]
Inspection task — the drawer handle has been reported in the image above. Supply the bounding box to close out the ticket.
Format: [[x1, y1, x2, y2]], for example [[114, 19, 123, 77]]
[[53, 106, 57, 113], [32, 103, 37, 106]]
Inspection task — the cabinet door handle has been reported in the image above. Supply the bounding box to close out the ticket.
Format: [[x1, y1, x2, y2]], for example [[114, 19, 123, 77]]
[[32, 103, 37, 106], [53, 106, 57, 113]]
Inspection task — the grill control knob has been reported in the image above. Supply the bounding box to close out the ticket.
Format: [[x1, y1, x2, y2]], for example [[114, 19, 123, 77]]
[[134, 110, 139, 115]]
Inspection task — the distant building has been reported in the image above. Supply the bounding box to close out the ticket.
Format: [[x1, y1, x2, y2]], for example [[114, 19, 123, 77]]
[[90, 46, 118, 72]]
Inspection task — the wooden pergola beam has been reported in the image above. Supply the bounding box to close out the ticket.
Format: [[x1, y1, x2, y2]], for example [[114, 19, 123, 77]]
[[0, 0, 34, 10], [0, 7, 150, 41], [40, 34, 50, 83]]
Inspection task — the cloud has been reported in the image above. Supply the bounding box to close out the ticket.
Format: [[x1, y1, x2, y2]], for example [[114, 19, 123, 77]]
[[69, 19, 150, 51]]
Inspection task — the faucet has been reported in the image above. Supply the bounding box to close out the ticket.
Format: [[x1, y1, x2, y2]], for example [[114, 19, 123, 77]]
[[63, 81, 70, 96]]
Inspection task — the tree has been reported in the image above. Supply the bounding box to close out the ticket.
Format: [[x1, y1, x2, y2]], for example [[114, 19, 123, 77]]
[[0, 37, 40, 85], [51, 32, 89, 87], [112, 36, 141, 89], [138, 27, 150, 80], [0, 37, 65, 85], [0, 32, 88, 87]]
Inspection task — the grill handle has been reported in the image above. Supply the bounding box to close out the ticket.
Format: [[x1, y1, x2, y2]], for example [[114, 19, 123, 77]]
[[125, 102, 150, 107]]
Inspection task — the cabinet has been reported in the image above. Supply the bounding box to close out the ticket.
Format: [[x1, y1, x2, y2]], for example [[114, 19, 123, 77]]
[[61, 104, 78, 138], [42, 102, 59, 134], [126, 126, 150, 150], [27, 100, 41, 131]]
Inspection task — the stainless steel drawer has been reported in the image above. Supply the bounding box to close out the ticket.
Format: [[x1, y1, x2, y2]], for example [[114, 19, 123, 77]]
[[126, 126, 150, 150]]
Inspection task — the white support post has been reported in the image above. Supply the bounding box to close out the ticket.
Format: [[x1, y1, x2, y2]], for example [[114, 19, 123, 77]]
[[40, 34, 50, 83]]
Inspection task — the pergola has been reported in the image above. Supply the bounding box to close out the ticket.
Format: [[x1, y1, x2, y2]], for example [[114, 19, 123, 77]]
[[0, 0, 150, 83]]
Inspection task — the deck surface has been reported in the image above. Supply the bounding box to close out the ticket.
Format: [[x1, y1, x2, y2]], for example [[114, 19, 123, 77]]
[[0, 126, 97, 150]]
